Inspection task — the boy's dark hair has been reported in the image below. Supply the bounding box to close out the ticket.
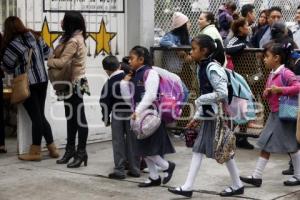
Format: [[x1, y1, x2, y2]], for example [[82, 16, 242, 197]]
[[130, 46, 153, 66], [298, 5, 300, 10], [269, 6, 282, 15], [102, 55, 120, 71], [192, 34, 225, 66], [120, 62, 132, 74], [122, 56, 130, 65], [241, 4, 255, 17]]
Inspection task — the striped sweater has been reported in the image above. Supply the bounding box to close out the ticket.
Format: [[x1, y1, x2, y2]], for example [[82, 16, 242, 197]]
[[2, 32, 51, 85]]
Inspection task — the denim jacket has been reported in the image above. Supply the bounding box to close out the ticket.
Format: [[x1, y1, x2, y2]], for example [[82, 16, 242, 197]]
[[159, 32, 182, 47]]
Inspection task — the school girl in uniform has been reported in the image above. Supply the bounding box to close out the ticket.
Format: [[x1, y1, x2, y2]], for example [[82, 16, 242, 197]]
[[240, 42, 300, 186], [120, 46, 176, 187], [168, 34, 244, 198]]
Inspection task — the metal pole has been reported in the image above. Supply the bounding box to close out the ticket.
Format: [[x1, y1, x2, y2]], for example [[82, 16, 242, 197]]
[[25, 0, 28, 26], [33, 0, 36, 30], [6, 0, 9, 17], [87, 0, 92, 57]]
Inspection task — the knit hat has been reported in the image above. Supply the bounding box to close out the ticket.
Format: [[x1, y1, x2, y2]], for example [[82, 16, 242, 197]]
[[171, 12, 189, 29]]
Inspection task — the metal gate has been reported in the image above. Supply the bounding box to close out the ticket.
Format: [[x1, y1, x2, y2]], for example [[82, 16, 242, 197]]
[[155, 0, 300, 38]]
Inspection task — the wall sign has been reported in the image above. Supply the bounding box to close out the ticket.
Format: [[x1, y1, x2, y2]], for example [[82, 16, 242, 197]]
[[43, 0, 125, 13]]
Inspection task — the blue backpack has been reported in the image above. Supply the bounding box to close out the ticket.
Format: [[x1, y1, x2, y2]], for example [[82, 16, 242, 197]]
[[207, 63, 256, 124]]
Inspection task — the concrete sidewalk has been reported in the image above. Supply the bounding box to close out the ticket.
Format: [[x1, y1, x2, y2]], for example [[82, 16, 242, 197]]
[[0, 137, 299, 200]]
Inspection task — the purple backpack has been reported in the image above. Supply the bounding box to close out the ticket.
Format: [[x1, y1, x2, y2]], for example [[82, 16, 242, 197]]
[[144, 69, 184, 123]]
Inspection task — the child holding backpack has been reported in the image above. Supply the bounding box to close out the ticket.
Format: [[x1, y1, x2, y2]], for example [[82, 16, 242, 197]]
[[240, 42, 300, 187], [168, 34, 244, 198], [120, 46, 176, 187]]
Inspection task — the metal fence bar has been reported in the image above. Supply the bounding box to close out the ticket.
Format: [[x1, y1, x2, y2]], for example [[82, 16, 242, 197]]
[[151, 47, 274, 137], [154, 0, 300, 38]]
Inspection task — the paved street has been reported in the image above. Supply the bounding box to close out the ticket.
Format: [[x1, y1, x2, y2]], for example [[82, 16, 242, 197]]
[[0, 137, 299, 200]]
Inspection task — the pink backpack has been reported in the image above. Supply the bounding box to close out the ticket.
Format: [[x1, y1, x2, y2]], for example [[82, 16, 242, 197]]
[[144, 69, 184, 123]]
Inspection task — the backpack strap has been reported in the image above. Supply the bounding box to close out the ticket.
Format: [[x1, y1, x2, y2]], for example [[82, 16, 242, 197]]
[[206, 62, 233, 104], [279, 68, 289, 86]]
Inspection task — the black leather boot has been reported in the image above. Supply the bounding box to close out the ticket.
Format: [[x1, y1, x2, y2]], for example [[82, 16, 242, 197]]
[[67, 149, 88, 168], [56, 146, 75, 164]]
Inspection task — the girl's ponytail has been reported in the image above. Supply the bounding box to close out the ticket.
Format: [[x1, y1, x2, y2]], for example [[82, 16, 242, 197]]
[[212, 39, 225, 66], [192, 34, 225, 66]]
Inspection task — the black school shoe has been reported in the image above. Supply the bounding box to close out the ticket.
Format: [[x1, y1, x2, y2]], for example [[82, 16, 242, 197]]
[[284, 176, 300, 186], [220, 186, 244, 197], [282, 167, 294, 175], [108, 172, 126, 180], [236, 138, 254, 150], [168, 187, 193, 198], [240, 176, 262, 187], [282, 163, 294, 175], [163, 161, 176, 184], [0, 149, 7, 153], [127, 171, 141, 178], [138, 177, 161, 187]]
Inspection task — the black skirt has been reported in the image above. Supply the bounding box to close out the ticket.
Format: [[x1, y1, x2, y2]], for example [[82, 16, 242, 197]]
[[137, 122, 176, 157]]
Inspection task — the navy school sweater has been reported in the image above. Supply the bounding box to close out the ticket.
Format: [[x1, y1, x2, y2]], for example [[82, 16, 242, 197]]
[[99, 72, 131, 125]]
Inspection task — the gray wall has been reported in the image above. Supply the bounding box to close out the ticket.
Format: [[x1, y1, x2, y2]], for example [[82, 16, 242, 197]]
[[126, 0, 154, 54]]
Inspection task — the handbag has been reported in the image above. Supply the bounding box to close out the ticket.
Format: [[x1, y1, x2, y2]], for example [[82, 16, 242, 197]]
[[129, 83, 161, 140], [214, 102, 236, 164], [278, 69, 299, 121], [10, 48, 33, 104], [48, 44, 72, 91], [279, 95, 298, 121], [130, 109, 161, 140], [184, 128, 198, 148]]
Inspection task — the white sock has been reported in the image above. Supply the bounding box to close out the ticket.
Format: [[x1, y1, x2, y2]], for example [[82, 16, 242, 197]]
[[290, 151, 300, 181], [252, 157, 268, 179], [144, 157, 159, 181], [147, 155, 170, 178], [147, 155, 169, 170], [225, 159, 243, 190], [181, 153, 203, 191]]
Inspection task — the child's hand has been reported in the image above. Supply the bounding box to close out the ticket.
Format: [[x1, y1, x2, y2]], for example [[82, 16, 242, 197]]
[[131, 112, 137, 120], [124, 73, 132, 81], [263, 88, 271, 98], [270, 85, 283, 94], [186, 119, 201, 129]]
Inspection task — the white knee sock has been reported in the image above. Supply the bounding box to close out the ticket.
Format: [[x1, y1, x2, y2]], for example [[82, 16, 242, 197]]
[[181, 153, 203, 191], [290, 151, 300, 180], [147, 155, 169, 170], [225, 159, 243, 190], [252, 157, 268, 179], [144, 157, 159, 181]]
